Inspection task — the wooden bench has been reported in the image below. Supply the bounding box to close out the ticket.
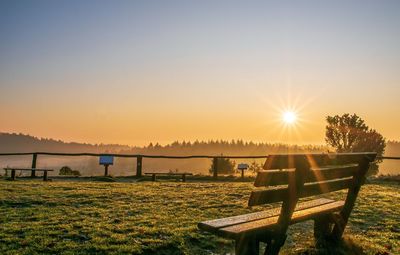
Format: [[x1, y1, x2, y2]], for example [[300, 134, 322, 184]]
[[198, 152, 377, 255], [145, 172, 193, 182], [3, 168, 54, 181]]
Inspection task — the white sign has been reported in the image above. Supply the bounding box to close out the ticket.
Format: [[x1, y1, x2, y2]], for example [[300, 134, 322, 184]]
[[99, 155, 114, 165]]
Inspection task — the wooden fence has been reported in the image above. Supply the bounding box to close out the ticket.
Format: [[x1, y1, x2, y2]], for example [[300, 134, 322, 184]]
[[0, 152, 398, 178]]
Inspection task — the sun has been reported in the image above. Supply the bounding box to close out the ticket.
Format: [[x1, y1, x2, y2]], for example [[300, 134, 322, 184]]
[[283, 111, 297, 124]]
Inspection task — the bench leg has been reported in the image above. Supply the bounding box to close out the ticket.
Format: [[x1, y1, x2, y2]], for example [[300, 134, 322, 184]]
[[31, 170, 36, 177], [182, 174, 186, 182], [235, 236, 259, 255], [331, 212, 347, 241], [43, 171, 48, 181], [152, 174, 156, 181], [11, 170, 16, 181], [314, 215, 333, 246], [264, 234, 286, 255]]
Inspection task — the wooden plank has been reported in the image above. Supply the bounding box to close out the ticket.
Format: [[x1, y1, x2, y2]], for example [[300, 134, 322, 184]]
[[263, 153, 376, 170], [248, 178, 353, 206], [254, 169, 294, 187], [248, 186, 288, 205], [3, 168, 53, 172], [219, 200, 345, 239], [302, 177, 353, 197], [198, 198, 335, 233], [136, 156, 142, 177], [308, 165, 358, 183], [31, 153, 37, 177], [254, 165, 358, 187], [213, 157, 218, 178], [0, 152, 266, 159]]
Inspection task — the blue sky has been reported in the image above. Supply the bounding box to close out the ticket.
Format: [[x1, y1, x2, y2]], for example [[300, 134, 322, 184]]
[[1, 0, 400, 145]]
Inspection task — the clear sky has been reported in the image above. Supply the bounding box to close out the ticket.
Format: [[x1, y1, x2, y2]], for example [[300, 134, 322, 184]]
[[1, 0, 399, 146]]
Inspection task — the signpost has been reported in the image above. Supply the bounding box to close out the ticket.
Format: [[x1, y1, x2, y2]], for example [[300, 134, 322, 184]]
[[237, 163, 249, 179], [99, 155, 114, 176]]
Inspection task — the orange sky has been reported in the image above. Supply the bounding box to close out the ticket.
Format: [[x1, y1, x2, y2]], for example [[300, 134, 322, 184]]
[[1, 1, 399, 146]]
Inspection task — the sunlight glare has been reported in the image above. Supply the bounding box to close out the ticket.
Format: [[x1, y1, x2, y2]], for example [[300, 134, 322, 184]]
[[283, 111, 297, 124]]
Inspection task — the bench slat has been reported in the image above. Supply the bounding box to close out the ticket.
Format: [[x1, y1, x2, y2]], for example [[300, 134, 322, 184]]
[[263, 153, 376, 170], [198, 198, 335, 233], [248, 177, 353, 206], [254, 169, 294, 187], [254, 165, 358, 187], [308, 165, 358, 183], [219, 200, 344, 238]]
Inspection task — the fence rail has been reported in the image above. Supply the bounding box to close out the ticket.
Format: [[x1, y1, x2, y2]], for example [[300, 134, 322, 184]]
[[0, 152, 399, 178], [0, 152, 269, 159]]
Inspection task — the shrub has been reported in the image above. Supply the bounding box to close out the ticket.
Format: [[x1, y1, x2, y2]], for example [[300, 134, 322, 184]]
[[209, 158, 236, 175], [59, 166, 81, 176]]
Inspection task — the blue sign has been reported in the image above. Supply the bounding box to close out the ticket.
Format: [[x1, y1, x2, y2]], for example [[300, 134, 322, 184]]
[[99, 155, 114, 165]]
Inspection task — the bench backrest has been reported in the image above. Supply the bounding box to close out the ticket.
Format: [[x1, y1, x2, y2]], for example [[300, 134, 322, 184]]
[[249, 152, 376, 206], [248, 152, 376, 234]]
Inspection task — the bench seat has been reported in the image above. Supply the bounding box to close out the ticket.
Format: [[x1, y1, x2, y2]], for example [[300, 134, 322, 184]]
[[3, 167, 53, 181], [199, 198, 344, 239]]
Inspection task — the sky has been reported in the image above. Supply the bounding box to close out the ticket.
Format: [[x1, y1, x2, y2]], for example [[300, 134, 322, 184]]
[[1, 0, 400, 146]]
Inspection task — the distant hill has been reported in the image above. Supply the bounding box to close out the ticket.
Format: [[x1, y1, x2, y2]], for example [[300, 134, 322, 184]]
[[2, 132, 400, 156], [0, 133, 131, 153]]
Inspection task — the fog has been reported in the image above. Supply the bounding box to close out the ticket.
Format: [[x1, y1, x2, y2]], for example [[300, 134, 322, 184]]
[[1, 133, 399, 176], [1, 152, 399, 177]]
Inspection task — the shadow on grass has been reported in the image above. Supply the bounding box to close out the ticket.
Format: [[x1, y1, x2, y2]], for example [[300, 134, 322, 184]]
[[295, 237, 388, 255]]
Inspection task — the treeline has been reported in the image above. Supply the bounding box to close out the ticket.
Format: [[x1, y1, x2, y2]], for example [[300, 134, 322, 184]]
[[1, 132, 399, 176], [0, 132, 327, 155], [385, 140, 400, 156], [0, 133, 327, 176], [120, 140, 327, 156]]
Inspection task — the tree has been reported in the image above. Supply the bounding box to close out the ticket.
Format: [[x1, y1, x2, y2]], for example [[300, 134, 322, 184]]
[[248, 161, 263, 174], [325, 113, 386, 175], [209, 158, 236, 175]]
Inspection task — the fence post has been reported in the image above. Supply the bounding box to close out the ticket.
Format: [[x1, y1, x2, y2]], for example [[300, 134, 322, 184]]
[[31, 153, 37, 177], [213, 157, 218, 179], [104, 165, 109, 176], [136, 156, 142, 177]]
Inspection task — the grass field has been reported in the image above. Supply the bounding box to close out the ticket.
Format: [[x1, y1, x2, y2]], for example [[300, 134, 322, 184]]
[[0, 179, 399, 255]]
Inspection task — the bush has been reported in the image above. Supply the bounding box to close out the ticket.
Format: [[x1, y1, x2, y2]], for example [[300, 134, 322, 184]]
[[248, 161, 263, 174], [209, 158, 236, 175], [59, 166, 81, 176]]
